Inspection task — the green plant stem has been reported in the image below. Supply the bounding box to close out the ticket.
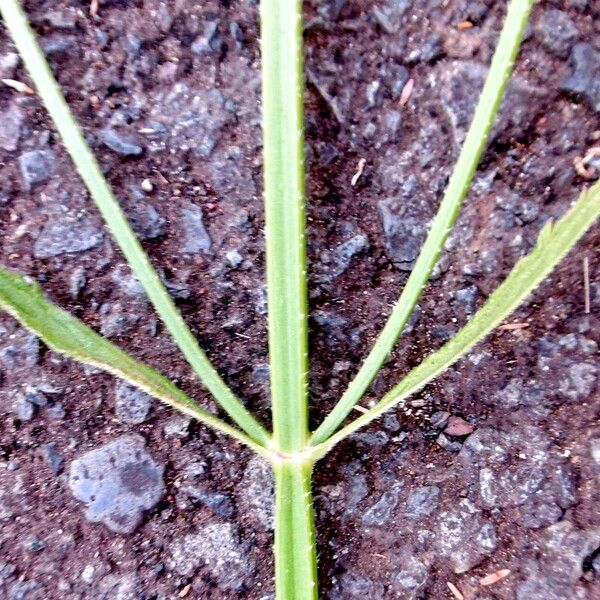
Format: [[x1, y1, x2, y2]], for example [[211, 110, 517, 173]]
[[273, 459, 319, 600], [0, 0, 270, 447], [310, 0, 535, 446], [261, 0, 309, 454], [313, 179, 600, 455]]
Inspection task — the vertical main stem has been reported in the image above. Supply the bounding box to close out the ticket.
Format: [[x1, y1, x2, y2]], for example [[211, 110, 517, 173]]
[[274, 461, 319, 600], [261, 0, 309, 454]]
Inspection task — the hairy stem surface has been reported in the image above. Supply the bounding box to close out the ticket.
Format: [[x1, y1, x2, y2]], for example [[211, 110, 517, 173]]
[[261, 0, 309, 454], [273, 460, 319, 600]]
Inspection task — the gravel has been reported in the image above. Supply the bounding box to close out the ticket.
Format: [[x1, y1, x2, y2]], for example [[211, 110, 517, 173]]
[[68, 434, 164, 534], [378, 198, 427, 271], [535, 9, 579, 58], [362, 483, 403, 527], [0, 103, 24, 152], [561, 43, 600, 113], [167, 523, 255, 590], [33, 209, 103, 259], [99, 129, 144, 156], [436, 498, 497, 573], [179, 204, 212, 254], [19, 151, 54, 190], [114, 381, 152, 424]]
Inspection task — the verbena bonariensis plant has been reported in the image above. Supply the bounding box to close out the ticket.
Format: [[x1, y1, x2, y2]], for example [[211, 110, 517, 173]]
[[1, 0, 599, 598]]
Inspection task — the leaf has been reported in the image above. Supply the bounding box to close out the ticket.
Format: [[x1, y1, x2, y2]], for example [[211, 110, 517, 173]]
[[0, 267, 269, 458], [310, 0, 536, 445], [0, 0, 269, 447], [316, 179, 600, 453]]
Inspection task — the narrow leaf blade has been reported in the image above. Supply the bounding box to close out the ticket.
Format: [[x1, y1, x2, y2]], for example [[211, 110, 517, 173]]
[[310, 0, 536, 445], [316, 180, 600, 452], [0, 267, 268, 457], [0, 0, 269, 447]]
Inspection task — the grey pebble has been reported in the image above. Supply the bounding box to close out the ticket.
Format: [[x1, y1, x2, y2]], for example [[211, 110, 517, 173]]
[[180, 485, 233, 518], [68, 434, 164, 534], [378, 198, 426, 271], [0, 103, 24, 152], [535, 9, 578, 58], [362, 483, 402, 526], [331, 573, 384, 599], [168, 523, 255, 590], [19, 151, 53, 190], [34, 213, 103, 259], [179, 205, 212, 254], [191, 20, 223, 55], [41, 442, 62, 475], [404, 486, 440, 519], [561, 43, 600, 113], [0, 331, 39, 369], [436, 499, 497, 573], [114, 381, 152, 424], [99, 129, 143, 156]]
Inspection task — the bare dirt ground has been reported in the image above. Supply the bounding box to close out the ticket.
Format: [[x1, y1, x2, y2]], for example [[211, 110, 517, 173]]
[[0, 0, 599, 598]]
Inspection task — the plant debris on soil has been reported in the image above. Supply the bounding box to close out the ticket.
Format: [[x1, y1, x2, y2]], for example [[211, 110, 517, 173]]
[[0, 1, 599, 599]]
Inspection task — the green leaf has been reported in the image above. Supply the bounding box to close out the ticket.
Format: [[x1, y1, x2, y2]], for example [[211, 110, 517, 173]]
[[0, 267, 270, 458], [310, 0, 536, 446], [314, 179, 600, 454], [0, 0, 270, 447]]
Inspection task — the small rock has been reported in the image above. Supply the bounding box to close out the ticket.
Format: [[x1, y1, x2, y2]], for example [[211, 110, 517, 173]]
[[41, 34, 75, 55], [0, 103, 24, 152], [191, 20, 223, 55], [168, 523, 255, 590], [114, 381, 152, 424], [0, 330, 39, 369], [535, 9, 578, 58], [404, 486, 440, 519], [24, 535, 45, 552], [68, 434, 164, 533], [391, 554, 430, 599], [150, 84, 234, 159], [43, 9, 77, 28], [163, 414, 191, 438], [99, 129, 143, 156], [16, 396, 36, 421], [226, 249, 243, 268], [34, 214, 103, 259], [19, 151, 53, 190], [68, 266, 86, 300], [444, 416, 475, 437], [238, 456, 274, 530], [99, 303, 139, 338], [362, 483, 403, 526], [436, 499, 497, 573], [179, 205, 212, 254], [80, 565, 95, 584], [558, 362, 597, 401], [41, 442, 62, 474], [0, 53, 19, 79], [454, 286, 478, 313], [180, 485, 233, 518], [331, 573, 385, 599], [9, 580, 42, 600], [561, 43, 600, 113], [378, 198, 426, 271], [124, 200, 165, 240], [436, 433, 463, 452], [315, 233, 369, 282]]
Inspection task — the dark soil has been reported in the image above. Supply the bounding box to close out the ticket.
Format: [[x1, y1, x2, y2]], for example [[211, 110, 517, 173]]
[[0, 1, 599, 599]]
